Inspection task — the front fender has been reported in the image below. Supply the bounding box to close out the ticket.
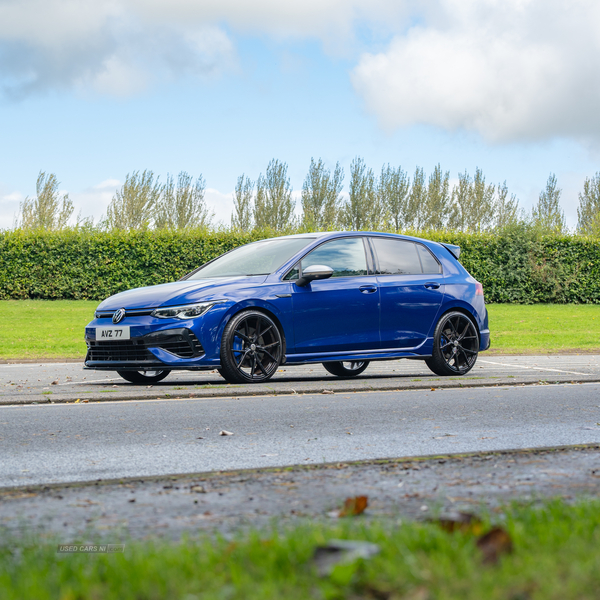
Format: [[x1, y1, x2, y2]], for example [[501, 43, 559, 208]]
[[199, 286, 295, 360]]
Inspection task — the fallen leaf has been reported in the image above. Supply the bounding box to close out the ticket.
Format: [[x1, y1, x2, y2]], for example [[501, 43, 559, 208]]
[[430, 387, 436, 391], [431, 512, 485, 535], [338, 495, 368, 517], [476, 526, 513, 564], [83, 400, 89, 403], [312, 539, 380, 576], [322, 389, 335, 394], [191, 485, 206, 493], [74, 399, 80, 404], [51, 380, 59, 385], [219, 430, 234, 436]]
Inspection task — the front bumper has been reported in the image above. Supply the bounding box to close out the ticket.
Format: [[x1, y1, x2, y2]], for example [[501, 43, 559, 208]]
[[84, 327, 219, 370]]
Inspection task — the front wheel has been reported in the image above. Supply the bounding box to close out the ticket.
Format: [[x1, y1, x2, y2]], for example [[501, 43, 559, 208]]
[[323, 361, 370, 378], [425, 311, 479, 376], [117, 370, 171, 384], [218, 310, 283, 383]]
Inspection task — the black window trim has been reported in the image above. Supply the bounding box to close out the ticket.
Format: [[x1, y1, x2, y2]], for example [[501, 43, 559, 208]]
[[368, 236, 443, 276], [281, 235, 374, 281]]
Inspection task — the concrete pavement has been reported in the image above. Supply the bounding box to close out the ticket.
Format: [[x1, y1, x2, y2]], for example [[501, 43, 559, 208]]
[[1, 354, 600, 404]]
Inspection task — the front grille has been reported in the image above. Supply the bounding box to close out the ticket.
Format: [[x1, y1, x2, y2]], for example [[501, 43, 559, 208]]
[[95, 308, 155, 319], [87, 328, 204, 362], [87, 339, 150, 362]]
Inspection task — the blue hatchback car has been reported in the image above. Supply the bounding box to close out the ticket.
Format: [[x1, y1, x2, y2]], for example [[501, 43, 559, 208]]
[[84, 232, 490, 384]]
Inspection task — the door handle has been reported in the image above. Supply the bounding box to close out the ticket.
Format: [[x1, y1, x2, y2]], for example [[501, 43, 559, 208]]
[[359, 285, 377, 294], [424, 282, 441, 289]]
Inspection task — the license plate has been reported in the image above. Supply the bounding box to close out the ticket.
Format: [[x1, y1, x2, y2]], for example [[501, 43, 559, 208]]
[[95, 326, 130, 341]]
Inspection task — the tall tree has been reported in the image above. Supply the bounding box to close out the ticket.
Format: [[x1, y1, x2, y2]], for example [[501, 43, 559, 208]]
[[577, 172, 600, 236], [378, 164, 410, 232], [254, 159, 295, 231], [106, 170, 161, 230], [231, 174, 254, 232], [18, 171, 74, 230], [448, 171, 471, 231], [494, 181, 521, 230], [155, 172, 212, 229], [448, 168, 495, 232], [422, 164, 450, 230], [469, 168, 496, 232], [341, 157, 379, 230], [531, 173, 566, 234], [404, 166, 426, 231], [301, 158, 344, 231]]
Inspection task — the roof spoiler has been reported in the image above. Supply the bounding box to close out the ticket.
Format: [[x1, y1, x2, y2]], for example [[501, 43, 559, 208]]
[[441, 243, 461, 260]]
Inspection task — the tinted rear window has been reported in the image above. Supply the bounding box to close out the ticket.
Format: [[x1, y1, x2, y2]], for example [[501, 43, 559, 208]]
[[372, 238, 422, 275], [417, 244, 442, 274], [371, 238, 441, 275]]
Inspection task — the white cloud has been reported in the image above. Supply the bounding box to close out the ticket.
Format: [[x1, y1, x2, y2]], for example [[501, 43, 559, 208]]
[[0, 1, 237, 98], [352, 0, 600, 142], [0, 0, 415, 98]]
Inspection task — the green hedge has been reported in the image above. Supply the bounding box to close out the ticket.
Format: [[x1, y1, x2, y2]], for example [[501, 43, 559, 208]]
[[1, 229, 599, 303]]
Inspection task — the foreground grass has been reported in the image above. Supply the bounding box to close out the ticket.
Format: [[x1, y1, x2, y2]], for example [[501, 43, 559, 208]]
[[1, 499, 600, 599], [0, 301, 599, 359]]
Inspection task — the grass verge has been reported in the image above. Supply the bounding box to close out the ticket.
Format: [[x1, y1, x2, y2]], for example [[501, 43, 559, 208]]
[[0, 300, 96, 360], [487, 304, 600, 354], [0, 301, 599, 360], [1, 499, 599, 599]]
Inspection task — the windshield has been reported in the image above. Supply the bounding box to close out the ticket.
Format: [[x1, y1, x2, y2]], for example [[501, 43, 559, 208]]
[[186, 237, 315, 279]]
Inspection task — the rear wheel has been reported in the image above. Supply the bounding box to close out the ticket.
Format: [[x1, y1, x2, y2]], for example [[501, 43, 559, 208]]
[[425, 311, 479, 376], [117, 370, 170, 384], [323, 361, 370, 378], [218, 310, 283, 383]]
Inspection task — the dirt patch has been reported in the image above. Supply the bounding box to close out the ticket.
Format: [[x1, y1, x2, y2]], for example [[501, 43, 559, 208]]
[[1, 445, 599, 541]]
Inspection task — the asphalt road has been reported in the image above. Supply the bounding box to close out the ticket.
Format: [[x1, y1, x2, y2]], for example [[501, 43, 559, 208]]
[[2, 381, 600, 488], [2, 355, 600, 404]]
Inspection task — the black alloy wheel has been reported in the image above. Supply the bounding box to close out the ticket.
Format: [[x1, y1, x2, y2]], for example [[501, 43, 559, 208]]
[[117, 370, 171, 384], [425, 311, 479, 376], [218, 310, 283, 383], [322, 361, 370, 378]]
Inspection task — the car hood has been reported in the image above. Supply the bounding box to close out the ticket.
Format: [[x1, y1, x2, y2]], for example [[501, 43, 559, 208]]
[[96, 276, 268, 310]]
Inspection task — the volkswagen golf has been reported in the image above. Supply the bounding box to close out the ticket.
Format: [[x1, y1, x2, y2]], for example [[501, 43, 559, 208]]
[[84, 231, 490, 384]]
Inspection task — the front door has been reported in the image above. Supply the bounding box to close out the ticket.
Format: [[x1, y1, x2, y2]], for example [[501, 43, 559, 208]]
[[290, 237, 380, 355]]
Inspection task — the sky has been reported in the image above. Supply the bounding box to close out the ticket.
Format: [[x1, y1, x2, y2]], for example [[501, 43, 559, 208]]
[[1, 0, 600, 230]]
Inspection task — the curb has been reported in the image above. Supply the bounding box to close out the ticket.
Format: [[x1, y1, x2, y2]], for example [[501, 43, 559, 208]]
[[2, 376, 599, 406], [1, 442, 599, 495]]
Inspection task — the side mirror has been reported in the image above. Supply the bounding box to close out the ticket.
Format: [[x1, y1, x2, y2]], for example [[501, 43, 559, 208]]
[[296, 265, 334, 287]]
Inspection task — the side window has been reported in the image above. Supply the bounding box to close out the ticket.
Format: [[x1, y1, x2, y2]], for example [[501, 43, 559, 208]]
[[300, 238, 368, 278], [417, 244, 442, 274], [371, 238, 422, 275]]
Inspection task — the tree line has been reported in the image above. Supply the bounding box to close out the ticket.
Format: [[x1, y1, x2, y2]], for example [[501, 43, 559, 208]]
[[14, 159, 600, 236]]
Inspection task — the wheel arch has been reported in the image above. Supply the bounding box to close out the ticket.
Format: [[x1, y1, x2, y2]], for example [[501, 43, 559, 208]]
[[221, 303, 288, 360], [436, 303, 481, 338]]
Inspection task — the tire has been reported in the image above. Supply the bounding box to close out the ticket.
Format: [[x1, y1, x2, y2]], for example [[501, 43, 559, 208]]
[[218, 310, 283, 384], [117, 370, 171, 384], [323, 361, 370, 378], [425, 311, 479, 376]]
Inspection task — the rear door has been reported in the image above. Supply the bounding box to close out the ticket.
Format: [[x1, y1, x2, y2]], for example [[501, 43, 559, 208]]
[[370, 237, 445, 349], [290, 237, 380, 354]]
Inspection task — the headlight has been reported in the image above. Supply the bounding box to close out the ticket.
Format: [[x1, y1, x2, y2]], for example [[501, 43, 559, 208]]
[[152, 302, 219, 320]]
